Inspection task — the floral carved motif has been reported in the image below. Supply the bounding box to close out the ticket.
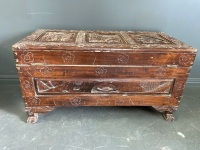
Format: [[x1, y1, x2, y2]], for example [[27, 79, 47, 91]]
[[96, 67, 107, 76], [117, 53, 129, 64], [70, 97, 81, 106], [20, 52, 34, 63], [22, 80, 33, 91], [27, 97, 40, 105], [174, 81, 185, 90], [179, 55, 192, 66], [62, 52, 75, 64]]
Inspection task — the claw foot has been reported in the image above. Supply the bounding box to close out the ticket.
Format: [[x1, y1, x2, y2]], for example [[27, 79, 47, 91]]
[[163, 112, 174, 121], [27, 113, 38, 124]]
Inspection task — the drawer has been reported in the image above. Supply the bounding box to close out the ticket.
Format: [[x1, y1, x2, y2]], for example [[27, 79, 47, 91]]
[[35, 78, 174, 95], [14, 51, 196, 67]]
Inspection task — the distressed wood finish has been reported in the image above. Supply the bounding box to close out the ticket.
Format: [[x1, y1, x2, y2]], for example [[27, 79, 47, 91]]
[[14, 51, 196, 67], [12, 29, 197, 123], [35, 78, 174, 94], [23, 95, 179, 106], [16, 66, 190, 78]]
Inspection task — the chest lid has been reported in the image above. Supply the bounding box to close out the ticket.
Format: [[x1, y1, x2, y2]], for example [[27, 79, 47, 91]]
[[12, 29, 196, 52]]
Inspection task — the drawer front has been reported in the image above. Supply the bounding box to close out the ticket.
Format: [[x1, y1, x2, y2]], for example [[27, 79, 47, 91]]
[[14, 51, 196, 67], [35, 78, 174, 95]]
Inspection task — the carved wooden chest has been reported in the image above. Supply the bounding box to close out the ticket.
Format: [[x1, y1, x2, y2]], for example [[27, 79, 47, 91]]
[[12, 30, 197, 123]]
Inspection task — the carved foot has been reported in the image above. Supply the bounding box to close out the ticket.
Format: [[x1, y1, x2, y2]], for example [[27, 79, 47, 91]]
[[152, 106, 177, 121], [25, 106, 55, 123], [163, 111, 174, 121], [27, 113, 38, 124]]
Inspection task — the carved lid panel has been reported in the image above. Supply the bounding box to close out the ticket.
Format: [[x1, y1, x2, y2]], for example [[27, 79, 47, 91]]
[[13, 29, 196, 52]]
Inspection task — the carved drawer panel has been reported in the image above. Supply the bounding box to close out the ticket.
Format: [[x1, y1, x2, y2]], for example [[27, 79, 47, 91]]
[[14, 51, 196, 67], [35, 78, 174, 95]]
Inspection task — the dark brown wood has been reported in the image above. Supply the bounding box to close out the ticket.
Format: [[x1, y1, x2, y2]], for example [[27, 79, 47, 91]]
[[17, 66, 190, 78], [35, 78, 173, 94], [23, 95, 179, 107], [12, 30, 197, 123], [14, 51, 196, 67]]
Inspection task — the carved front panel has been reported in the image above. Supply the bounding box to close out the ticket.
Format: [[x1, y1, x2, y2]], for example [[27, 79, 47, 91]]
[[35, 78, 174, 95]]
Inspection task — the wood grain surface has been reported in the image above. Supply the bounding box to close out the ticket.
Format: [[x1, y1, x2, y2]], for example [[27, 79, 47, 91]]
[[12, 30, 197, 122]]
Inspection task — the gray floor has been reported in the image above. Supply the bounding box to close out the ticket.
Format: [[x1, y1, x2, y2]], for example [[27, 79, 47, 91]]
[[0, 83, 200, 150]]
